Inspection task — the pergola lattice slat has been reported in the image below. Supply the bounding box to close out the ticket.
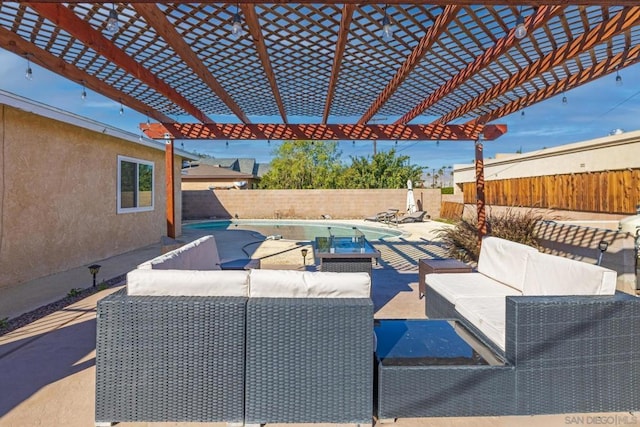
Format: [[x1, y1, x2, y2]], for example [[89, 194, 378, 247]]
[[470, 44, 640, 124], [322, 3, 355, 124], [27, 2, 213, 123], [2, 2, 638, 135], [133, 3, 250, 123], [0, 24, 175, 124], [438, 6, 640, 124], [358, 4, 461, 125], [395, 5, 564, 124]]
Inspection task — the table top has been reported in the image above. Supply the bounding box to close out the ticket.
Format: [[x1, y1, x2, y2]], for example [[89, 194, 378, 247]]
[[315, 236, 380, 258], [374, 319, 492, 366]]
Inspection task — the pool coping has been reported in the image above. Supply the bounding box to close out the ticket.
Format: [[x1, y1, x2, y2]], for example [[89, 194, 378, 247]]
[[183, 218, 412, 241]]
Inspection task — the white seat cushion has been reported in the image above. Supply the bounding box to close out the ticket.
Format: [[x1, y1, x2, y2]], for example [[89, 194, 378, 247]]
[[425, 272, 521, 305], [127, 268, 249, 296], [477, 236, 538, 292], [248, 269, 371, 298], [523, 251, 617, 296], [455, 296, 506, 351]]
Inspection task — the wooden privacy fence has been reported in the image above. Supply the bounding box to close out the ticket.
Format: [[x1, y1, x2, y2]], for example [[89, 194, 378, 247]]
[[463, 169, 640, 214], [440, 201, 464, 221]]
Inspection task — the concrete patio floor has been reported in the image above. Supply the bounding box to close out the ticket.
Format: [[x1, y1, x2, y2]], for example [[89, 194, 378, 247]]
[[0, 220, 636, 427]]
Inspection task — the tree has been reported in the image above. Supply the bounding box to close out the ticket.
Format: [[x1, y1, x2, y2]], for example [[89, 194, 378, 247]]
[[259, 140, 345, 189], [344, 149, 423, 189]]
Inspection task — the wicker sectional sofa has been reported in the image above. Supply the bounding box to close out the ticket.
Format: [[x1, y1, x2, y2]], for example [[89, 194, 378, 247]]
[[424, 236, 640, 416], [95, 236, 373, 426]]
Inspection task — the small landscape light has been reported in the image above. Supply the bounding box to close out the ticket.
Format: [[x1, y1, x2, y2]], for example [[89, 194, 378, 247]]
[[596, 241, 608, 266], [301, 248, 309, 266], [88, 264, 101, 287]]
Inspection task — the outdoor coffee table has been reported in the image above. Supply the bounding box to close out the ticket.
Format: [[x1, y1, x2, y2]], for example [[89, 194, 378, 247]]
[[314, 235, 380, 274], [374, 319, 512, 421], [418, 258, 472, 299]]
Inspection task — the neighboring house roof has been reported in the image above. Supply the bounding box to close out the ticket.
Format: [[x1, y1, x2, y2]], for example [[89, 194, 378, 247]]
[[237, 158, 257, 175], [255, 163, 271, 177], [187, 157, 269, 178], [181, 163, 255, 180], [0, 89, 197, 160]]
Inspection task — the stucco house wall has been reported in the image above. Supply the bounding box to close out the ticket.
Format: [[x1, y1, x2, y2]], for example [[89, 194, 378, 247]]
[[0, 97, 190, 289]]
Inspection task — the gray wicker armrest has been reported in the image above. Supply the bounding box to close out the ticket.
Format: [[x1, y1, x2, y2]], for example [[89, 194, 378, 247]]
[[95, 289, 247, 424], [506, 292, 640, 414], [244, 297, 374, 425]]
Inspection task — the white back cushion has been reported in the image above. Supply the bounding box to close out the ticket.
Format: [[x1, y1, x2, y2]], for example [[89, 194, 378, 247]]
[[127, 268, 248, 296], [477, 236, 538, 292], [523, 251, 617, 296], [249, 269, 371, 298], [138, 235, 222, 271]]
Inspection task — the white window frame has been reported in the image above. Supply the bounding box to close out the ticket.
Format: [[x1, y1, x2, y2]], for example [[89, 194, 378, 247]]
[[117, 155, 155, 214]]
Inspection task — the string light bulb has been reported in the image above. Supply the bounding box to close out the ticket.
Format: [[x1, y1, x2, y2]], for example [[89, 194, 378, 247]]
[[231, 4, 243, 38], [381, 5, 393, 41], [562, 92, 567, 105], [514, 7, 527, 40], [25, 54, 33, 80], [106, 3, 119, 34], [119, 99, 124, 115], [615, 68, 623, 86], [81, 81, 87, 100]]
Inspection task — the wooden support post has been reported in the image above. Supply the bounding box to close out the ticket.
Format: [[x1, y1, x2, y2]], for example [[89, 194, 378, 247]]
[[165, 137, 176, 239], [475, 140, 487, 242]]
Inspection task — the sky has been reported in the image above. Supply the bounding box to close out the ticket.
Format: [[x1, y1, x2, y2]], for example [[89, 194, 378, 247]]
[[2, 48, 640, 171]]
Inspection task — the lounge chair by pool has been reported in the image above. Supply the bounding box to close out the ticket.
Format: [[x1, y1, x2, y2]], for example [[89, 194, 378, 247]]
[[398, 211, 427, 223], [364, 209, 399, 224]]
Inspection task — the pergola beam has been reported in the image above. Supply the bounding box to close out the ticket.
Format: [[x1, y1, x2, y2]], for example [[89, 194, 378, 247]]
[[19, 1, 640, 5], [134, 4, 250, 124], [0, 26, 175, 124], [436, 6, 640, 124], [395, 5, 563, 124], [358, 4, 461, 125], [242, 4, 288, 124], [142, 122, 507, 141], [28, 2, 214, 124], [470, 45, 640, 124], [322, 4, 355, 124]]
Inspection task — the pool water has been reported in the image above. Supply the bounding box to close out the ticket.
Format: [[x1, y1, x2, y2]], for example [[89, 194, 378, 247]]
[[184, 220, 402, 241]]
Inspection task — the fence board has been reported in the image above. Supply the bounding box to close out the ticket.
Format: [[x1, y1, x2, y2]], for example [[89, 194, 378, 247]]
[[440, 201, 464, 221], [462, 169, 639, 214]]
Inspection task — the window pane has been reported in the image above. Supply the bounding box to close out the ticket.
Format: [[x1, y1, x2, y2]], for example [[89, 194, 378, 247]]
[[138, 164, 153, 208], [120, 160, 137, 209]]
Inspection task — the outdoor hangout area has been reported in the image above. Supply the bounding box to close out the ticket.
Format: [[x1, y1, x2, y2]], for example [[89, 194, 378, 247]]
[[1, 216, 638, 427], [94, 232, 639, 426], [2, 1, 640, 427]]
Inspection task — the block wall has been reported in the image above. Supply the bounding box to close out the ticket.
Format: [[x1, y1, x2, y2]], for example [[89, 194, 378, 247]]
[[183, 188, 442, 220]]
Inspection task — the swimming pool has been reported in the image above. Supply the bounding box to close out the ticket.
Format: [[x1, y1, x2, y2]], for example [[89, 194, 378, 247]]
[[184, 219, 402, 241]]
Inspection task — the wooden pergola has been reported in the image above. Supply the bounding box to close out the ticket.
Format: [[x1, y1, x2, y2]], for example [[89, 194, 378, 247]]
[[2, 1, 639, 237]]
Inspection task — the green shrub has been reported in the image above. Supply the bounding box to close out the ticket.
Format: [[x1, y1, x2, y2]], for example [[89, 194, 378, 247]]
[[67, 288, 82, 298], [440, 187, 454, 194], [437, 208, 544, 263]]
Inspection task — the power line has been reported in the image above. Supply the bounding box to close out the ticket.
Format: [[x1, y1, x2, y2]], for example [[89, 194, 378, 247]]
[[597, 88, 640, 119]]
